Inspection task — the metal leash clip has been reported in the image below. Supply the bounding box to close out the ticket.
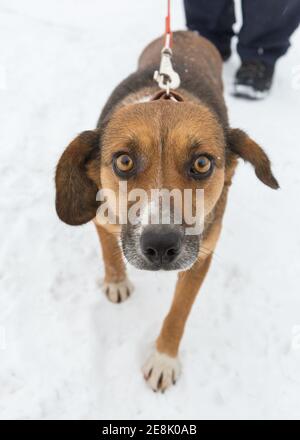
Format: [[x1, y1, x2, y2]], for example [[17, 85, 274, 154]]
[[154, 46, 181, 94]]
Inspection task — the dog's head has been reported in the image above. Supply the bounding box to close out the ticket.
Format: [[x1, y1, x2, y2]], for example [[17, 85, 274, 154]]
[[56, 99, 279, 271]]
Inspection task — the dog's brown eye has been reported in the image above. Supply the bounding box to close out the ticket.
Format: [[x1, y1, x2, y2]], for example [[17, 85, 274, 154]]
[[114, 154, 134, 174], [193, 156, 211, 173], [189, 155, 214, 179]]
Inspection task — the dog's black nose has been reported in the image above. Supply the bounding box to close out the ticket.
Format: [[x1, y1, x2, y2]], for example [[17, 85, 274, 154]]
[[140, 226, 182, 266]]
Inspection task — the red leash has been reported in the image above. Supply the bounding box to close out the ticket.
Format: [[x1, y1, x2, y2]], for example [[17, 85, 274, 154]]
[[165, 0, 172, 48]]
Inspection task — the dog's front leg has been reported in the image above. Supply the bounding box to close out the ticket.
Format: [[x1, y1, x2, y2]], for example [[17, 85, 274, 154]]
[[143, 253, 213, 392], [95, 223, 133, 303]]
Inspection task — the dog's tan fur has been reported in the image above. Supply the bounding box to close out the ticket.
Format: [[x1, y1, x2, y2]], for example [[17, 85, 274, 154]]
[[55, 32, 278, 392]]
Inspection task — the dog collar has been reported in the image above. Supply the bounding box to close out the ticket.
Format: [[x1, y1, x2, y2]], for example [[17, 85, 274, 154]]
[[151, 90, 184, 102]]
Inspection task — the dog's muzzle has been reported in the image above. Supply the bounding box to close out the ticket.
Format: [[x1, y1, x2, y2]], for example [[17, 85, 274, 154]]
[[121, 223, 200, 272]]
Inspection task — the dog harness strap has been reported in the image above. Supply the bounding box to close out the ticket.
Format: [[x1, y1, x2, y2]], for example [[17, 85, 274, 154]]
[[153, 0, 181, 95]]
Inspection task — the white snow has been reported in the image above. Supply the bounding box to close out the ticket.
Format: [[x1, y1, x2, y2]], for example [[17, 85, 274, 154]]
[[1, 0, 300, 420]]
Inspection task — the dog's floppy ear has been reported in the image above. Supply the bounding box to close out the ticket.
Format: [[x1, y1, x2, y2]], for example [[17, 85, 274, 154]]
[[227, 128, 279, 189], [55, 130, 101, 226]]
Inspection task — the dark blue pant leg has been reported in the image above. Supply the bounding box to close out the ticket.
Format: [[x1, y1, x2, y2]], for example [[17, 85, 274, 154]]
[[238, 0, 300, 66], [183, 0, 235, 54]]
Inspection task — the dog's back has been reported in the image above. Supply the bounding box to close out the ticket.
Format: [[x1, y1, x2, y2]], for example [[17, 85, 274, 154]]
[[139, 31, 223, 91], [99, 31, 228, 128]]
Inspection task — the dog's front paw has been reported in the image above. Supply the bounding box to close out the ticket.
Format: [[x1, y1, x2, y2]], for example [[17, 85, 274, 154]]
[[142, 350, 181, 392], [103, 278, 134, 303]]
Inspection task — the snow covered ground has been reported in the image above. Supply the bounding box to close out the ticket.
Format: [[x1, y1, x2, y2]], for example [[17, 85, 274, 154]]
[[1, 0, 300, 420]]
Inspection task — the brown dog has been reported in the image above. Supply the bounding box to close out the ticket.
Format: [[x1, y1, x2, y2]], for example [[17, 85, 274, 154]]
[[55, 31, 278, 392]]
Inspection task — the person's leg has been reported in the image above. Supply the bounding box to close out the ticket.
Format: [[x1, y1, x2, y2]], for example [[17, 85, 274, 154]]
[[234, 0, 300, 99], [238, 0, 300, 65], [184, 0, 235, 60]]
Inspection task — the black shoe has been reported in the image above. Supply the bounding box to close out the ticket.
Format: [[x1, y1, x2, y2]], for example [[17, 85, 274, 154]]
[[233, 60, 275, 100]]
